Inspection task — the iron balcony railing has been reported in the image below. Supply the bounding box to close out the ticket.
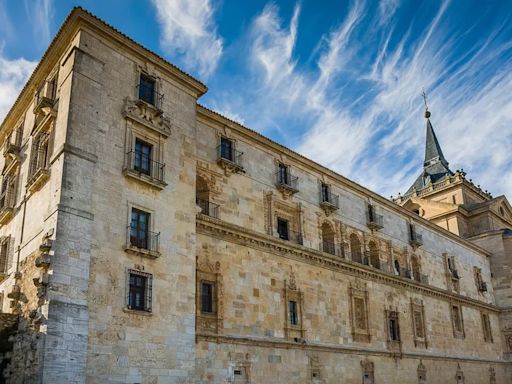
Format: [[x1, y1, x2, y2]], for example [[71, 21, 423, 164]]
[[217, 145, 243, 167], [321, 240, 337, 256], [137, 83, 164, 110], [34, 80, 56, 112], [125, 151, 165, 183], [196, 198, 220, 218], [277, 228, 303, 245], [127, 225, 160, 253], [409, 230, 423, 247], [367, 213, 384, 230], [275, 171, 299, 192], [3, 128, 22, 157], [320, 191, 339, 209]]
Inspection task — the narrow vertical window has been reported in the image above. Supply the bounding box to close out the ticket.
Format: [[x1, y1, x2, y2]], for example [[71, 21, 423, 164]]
[[130, 209, 150, 249], [289, 300, 298, 326], [201, 281, 214, 314], [0, 239, 9, 274], [277, 218, 289, 240], [388, 316, 400, 341], [134, 139, 152, 175], [482, 313, 493, 343], [321, 183, 329, 202], [278, 163, 289, 185], [220, 137, 233, 161], [138, 74, 155, 105]]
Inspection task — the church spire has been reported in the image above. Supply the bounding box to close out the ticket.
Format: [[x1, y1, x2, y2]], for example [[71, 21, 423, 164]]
[[422, 92, 449, 169]]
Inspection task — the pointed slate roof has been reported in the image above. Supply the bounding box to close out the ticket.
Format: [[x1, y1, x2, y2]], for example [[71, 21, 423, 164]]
[[405, 112, 454, 195]]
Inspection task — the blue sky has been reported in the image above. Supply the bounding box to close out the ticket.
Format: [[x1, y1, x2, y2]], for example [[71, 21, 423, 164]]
[[1, 0, 512, 200]]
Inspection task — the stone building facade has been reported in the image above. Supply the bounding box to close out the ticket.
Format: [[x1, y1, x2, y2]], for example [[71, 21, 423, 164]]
[[0, 7, 510, 384]]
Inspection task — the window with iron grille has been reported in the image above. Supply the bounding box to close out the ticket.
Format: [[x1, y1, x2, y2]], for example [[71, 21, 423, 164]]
[[0, 237, 11, 274], [278, 163, 289, 184], [130, 208, 150, 249], [29, 133, 50, 178], [134, 139, 152, 175], [451, 304, 465, 338], [0, 175, 15, 211], [321, 183, 330, 202], [138, 74, 156, 106], [127, 269, 152, 312]]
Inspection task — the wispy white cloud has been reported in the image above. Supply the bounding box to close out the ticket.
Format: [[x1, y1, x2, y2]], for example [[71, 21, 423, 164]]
[[0, 53, 37, 121], [208, 1, 512, 199], [23, 0, 54, 47], [151, 0, 223, 79]]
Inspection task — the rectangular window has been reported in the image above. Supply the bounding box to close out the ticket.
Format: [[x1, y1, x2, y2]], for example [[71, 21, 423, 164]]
[[277, 218, 289, 240], [413, 310, 424, 338], [201, 281, 214, 314], [387, 312, 400, 341], [220, 137, 234, 161], [0, 239, 9, 273], [354, 297, 367, 330], [29, 133, 50, 178], [321, 183, 330, 202], [482, 313, 493, 343], [130, 209, 150, 249], [278, 163, 289, 184], [451, 304, 465, 338], [127, 270, 152, 312], [134, 139, 152, 175], [138, 74, 155, 105], [289, 300, 298, 325]]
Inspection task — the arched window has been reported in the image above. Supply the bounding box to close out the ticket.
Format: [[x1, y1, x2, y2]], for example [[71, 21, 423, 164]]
[[196, 175, 218, 217], [394, 260, 401, 276], [411, 256, 421, 282], [350, 234, 362, 264], [368, 241, 380, 269], [321, 222, 336, 255]]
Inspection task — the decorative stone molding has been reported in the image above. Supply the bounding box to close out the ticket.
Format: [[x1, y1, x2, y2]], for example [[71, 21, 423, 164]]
[[196, 256, 223, 335], [455, 363, 465, 383], [349, 281, 371, 343], [411, 298, 428, 348], [309, 354, 323, 383], [122, 97, 171, 138], [489, 365, 496, 384], [360, 358, 375, 384], [283, 269, 305, 342], [227, 352, 251, 383], [196, 215, 499, 313], [417, 360, 427, 383]]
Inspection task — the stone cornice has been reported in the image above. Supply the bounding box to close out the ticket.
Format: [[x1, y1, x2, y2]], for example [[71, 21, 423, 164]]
[[196, 106, 490, 258], [196, 333, 506, 365], [197, 215, 499, 313]]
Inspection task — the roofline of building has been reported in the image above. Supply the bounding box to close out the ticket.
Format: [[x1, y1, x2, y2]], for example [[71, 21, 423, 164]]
[[197, 104, 491, 257], [0, 7, 208, 135]]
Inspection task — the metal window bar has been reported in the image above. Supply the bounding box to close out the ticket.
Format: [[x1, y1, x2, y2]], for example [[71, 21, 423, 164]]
[[35, 80, 56, 107], [0, 240, 7, 273], [126, 151, 165, 182], [217, 144, 243, 166], [320, 190, 339, 208], [275, 170, 298, 190], [368, 206, 384, 227], [196, 198, 220, 218], [321, 240, 336, 256], [0, 177, 15, 211], [137, 82, 164, 109], [127, 269, 153, 312], [127, 225, 160, 253]]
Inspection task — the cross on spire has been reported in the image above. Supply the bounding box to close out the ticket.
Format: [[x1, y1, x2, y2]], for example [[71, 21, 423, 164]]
[[421, 89, 431, 118]]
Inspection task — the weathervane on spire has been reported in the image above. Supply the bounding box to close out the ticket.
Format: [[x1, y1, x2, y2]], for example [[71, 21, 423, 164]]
[[421, 89, 431, 118]]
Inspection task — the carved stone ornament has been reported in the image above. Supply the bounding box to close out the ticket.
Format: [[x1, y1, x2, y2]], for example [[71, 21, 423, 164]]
[[417, 360, 427, 383], [122, 97, 171, 137]]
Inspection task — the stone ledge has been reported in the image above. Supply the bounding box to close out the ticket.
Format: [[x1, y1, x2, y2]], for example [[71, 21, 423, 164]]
[[197, 215, 499, 313]]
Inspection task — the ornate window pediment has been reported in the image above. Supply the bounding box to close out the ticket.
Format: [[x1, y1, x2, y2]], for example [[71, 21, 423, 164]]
[[283, 270, 305, 342], [196, 257, 222, 335], [123, 97, 171, 138], [349, 281, 371, 343]]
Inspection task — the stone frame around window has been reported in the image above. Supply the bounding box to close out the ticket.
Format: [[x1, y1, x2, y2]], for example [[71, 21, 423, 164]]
[[385, 308, 401, 353], [124, 202, 160, 258], [450, 303, 465, 339], [349, 281, 371, 343], [411, 298, 428, 348], [196, 257, 222, 335], [124, 267, 153, 314], [122, 122, 167, 189], [27, 117, 54, 193], [0, 236, 12, 280], [481, 312, 493, 343], [283, 271, 305, 342]]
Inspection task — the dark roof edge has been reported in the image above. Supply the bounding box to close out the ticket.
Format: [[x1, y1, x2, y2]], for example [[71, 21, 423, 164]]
[[1, 7, 207, 133], [197, 104, 491, 257]]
